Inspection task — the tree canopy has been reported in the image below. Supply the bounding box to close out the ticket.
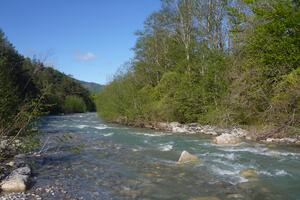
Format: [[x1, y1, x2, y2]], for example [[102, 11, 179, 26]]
[[96, 0, 299, 136]]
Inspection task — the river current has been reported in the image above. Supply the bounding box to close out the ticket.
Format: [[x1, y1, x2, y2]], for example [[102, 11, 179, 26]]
[[30, 113, 300, 200]]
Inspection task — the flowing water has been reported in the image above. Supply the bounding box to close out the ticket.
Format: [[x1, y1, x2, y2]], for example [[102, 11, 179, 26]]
[[31, 113, 300, 200]]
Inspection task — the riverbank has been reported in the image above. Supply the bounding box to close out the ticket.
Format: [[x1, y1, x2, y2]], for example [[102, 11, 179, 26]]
[[0, 137, 32, 196], [0, 136, 71, 199], [113, 118, 300, 146]]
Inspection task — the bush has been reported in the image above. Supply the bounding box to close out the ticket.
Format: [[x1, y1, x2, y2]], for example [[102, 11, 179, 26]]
[[63, 96, 87, 113]]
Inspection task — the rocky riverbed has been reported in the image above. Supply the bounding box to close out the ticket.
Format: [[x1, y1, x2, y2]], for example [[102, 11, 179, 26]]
[[1, 113, 299, 199], [0, 147, 75, 199], [140, 121, 300, 145]]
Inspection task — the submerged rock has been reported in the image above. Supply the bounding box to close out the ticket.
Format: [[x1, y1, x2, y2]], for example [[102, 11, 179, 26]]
[[1, 166, 31, 192], [226, 194, 244, 199], [213, 133, 241, 145], [239, 168, 258, 179], [178, 151, 198, 164], [189, 197, 220, 200]]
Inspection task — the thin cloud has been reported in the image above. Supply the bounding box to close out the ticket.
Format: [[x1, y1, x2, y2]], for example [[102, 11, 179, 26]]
[[75, 52, 96, 61]]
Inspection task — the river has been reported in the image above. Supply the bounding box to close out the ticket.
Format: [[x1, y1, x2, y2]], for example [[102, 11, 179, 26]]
[[29, 113, 300, 199]]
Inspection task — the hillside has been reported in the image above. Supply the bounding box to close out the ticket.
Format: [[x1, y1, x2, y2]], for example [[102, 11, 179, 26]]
[[23, 63, 96, 114], [79, 80, 104, 93], [0, 29, 95, 134]]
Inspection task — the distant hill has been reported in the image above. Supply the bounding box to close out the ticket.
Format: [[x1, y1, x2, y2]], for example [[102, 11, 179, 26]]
[[0, 29, 96, 115], [79, 80, 104, 93]]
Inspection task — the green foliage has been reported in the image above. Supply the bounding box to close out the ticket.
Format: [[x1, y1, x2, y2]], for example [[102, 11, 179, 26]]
[[96, 0, 299, 135], [0, 30, 38, 133], [268, 67, 300, 126], [23, 62, 95, 114], [0, 29, 95, 137], [63, 95, 87, 113], [229, 0, 300, 128]]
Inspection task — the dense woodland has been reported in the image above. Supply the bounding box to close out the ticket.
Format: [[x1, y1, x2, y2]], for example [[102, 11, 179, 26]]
[[97, 0, 299, 136], [0, 30, 94, 136]]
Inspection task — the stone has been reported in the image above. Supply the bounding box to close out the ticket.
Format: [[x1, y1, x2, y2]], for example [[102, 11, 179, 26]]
[[13, 166, 31, 176], [266, 138, 275, 142], [178, 151, 198, 164], [265, 137, 297, 144], [1, 176, 27, 192], [226, 194, 244, 199], [6, 161, 15, 167], [189, 197, 220, 200], [169, 122, 188, 133], [0, 139, 8, 149], [1, 167, 31, 193], [155, 122, 170, 131], [245, 135, 253, 140], [213, 133, 241, 145], [239, 168, 258, 179], [206, 131, 218, 136], [14, 154, 26, 159], [231, 128, 248, 138]]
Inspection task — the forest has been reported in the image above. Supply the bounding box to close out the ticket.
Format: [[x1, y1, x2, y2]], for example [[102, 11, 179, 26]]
[[96, 0, 300, 137], [0, 30, 95, 137]]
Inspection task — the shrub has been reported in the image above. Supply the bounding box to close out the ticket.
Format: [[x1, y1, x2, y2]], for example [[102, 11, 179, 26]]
[[63, 96, 87, 113]]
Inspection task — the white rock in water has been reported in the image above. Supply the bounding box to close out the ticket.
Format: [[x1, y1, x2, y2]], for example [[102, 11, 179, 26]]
[[213, 133, 241, 145], [178, 151, 199, 164]]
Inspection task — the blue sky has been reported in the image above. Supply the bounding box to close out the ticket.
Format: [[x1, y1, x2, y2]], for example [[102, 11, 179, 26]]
[[0, 0, 161, 84]]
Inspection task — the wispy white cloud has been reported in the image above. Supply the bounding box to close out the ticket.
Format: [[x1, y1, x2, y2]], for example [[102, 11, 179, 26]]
[[75, 52, 96, 61]]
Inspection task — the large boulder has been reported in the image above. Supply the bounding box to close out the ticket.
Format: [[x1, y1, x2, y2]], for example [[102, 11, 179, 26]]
[[1, 176, 28, 192], [178, 151, 199, 164], [213, 134, 241, 145], [1, 166, 31, 192]]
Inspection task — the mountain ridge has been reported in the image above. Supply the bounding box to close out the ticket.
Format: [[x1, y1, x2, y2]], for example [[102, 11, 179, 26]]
[[78, 80, 104, 93]]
